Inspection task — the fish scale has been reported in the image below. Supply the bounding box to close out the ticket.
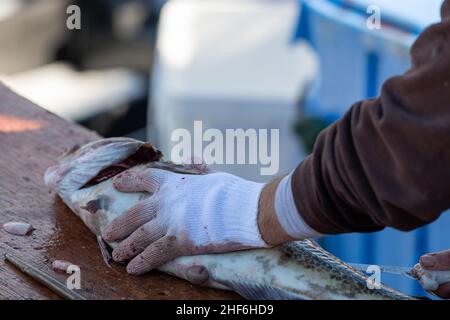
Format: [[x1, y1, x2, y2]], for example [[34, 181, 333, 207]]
[[281, 241, 412, 300], [44, 137, 415, 300]]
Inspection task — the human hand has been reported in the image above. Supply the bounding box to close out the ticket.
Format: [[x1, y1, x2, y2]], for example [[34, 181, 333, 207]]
[[418, 249, 450, 298], [102, 168, 269, 275]]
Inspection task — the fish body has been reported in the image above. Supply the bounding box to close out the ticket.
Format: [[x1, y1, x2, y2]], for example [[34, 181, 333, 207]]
[[44, 138, 413, 300]]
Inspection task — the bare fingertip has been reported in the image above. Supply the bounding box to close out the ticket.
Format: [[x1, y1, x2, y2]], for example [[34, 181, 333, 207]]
[[420, 255, 437, 268]]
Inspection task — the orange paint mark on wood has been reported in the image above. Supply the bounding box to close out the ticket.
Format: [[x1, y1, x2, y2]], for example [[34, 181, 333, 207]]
[[0, 114, 45, 133]]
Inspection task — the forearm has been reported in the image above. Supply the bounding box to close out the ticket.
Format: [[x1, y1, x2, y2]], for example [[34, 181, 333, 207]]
[[260, 0, 450, 237], [295, 0, 450, 234]]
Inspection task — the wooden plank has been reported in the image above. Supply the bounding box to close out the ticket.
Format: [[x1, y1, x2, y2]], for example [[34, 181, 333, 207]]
[[0, 82, 238, 299]]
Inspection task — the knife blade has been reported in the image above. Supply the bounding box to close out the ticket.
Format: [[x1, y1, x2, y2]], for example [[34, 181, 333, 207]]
[[349, 263, 417, 280], [349, 262, 450, 291]]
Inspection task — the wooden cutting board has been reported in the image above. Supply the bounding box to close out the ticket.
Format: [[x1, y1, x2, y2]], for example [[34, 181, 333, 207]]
[[0, 82, 238, 299]]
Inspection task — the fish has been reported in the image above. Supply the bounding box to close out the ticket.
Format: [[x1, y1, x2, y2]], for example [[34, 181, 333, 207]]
[[44, 137, 414, 300]]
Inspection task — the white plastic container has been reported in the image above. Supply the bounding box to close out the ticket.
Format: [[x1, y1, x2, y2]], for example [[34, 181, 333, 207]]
[[150, 0, 318, 181]]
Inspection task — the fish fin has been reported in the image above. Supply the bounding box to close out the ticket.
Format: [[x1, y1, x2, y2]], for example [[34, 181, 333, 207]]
[[219, 279, 308, 300], [97, 235, 112, 269]]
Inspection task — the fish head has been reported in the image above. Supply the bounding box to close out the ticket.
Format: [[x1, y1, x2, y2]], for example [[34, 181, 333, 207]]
[[44, 137, 162, 201]]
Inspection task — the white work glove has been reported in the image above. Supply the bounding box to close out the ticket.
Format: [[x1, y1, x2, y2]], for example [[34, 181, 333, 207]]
[[102, 168, 269, 275]]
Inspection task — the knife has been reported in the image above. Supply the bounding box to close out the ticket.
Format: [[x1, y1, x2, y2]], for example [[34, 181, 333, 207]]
[[349, 263, 416, 280], [349, 262, 450, 291]]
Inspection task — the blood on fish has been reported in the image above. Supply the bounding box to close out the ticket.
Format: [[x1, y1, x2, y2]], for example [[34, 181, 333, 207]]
[[81, 196, 110, 214], [81, 144, 162, 188]]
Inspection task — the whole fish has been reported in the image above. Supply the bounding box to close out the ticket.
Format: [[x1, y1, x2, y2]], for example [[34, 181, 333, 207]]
[[44, 137, 413, 300]]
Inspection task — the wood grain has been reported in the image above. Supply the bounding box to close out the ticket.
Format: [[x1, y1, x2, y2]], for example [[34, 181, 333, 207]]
[[0, 82, 238, 300]]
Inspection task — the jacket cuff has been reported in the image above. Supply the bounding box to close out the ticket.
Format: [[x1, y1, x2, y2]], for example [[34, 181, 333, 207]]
[[274, 171, 323, 239]]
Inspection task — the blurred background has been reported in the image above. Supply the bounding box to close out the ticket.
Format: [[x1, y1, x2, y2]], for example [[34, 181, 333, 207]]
[[0, 0, 448, 298]]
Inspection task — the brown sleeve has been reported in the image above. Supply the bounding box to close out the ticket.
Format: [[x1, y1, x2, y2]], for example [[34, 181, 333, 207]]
[[292, 0, 450, 234]]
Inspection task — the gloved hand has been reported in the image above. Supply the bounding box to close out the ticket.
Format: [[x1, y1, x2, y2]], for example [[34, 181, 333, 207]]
[[419, 249, 450, 299], [102, 168, 270, 275]]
